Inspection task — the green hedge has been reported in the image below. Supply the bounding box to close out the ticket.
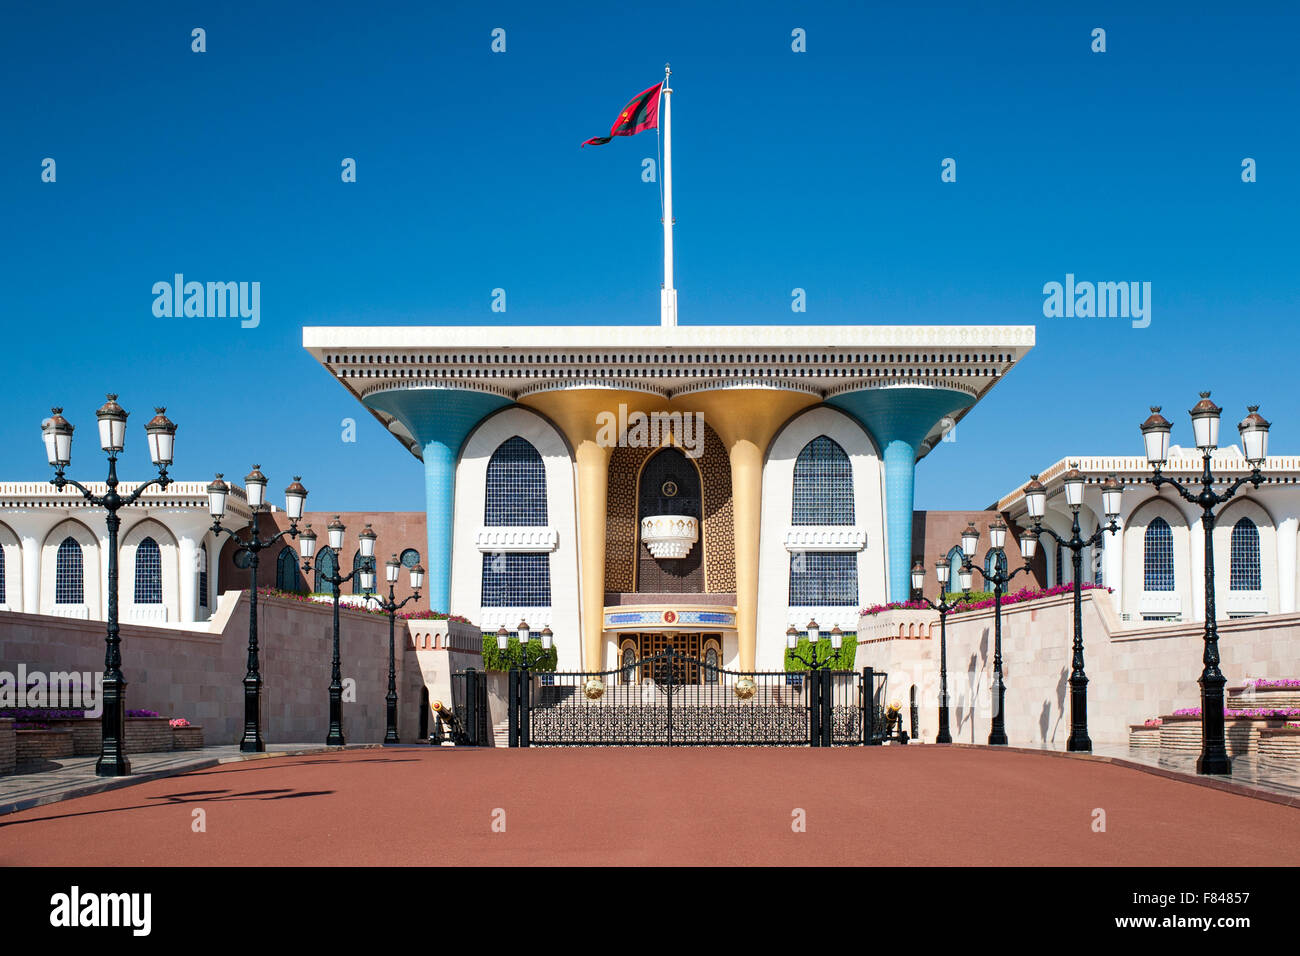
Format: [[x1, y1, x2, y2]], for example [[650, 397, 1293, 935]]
[[481, 634, 558, 672], [945, 590, 994, 604], [783, 635, 856, 672]]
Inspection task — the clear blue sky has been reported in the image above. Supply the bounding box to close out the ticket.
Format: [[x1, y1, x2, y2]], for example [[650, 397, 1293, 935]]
[[2, 2, 1296, 514]]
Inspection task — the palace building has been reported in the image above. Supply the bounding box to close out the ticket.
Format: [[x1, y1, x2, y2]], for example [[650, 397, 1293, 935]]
[[303, 324, 1035, 673]]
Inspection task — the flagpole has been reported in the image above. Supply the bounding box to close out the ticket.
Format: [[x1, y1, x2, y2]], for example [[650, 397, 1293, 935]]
[[660, 62, 676, 327]]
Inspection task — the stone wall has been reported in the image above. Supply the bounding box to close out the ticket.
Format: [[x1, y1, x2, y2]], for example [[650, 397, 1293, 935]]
[[0, 592, 482, 746], [0, 719, 15, 773], [857, 591, 1300, 746]]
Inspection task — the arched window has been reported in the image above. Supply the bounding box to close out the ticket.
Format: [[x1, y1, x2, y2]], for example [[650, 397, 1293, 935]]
[[983, 549, 1008, 582], [198, 544, 209, 609], [314, 546, 338, 594], [55, 537, 84, 604], [276, 546, 305, 593], [352, 549, 375, 594], [1144, 517, 1175, 591], [620, 643, 637, 684], [703, 645, 720, 684], [485, 437, 547, 526], [134, 537, 163, 604], [792, 436, 854, 525], [1230, 517, 1261, 591], [945, 547, 964, 593]]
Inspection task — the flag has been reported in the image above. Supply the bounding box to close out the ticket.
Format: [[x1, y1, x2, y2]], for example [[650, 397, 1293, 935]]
[[581, 82, 663, 147]]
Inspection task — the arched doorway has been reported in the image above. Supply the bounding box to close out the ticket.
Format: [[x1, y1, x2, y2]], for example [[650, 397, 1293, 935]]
[[636, 448, 704, 593]]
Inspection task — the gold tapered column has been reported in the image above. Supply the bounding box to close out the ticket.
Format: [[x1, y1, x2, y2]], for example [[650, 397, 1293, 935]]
[[521, 388, 669, 672], [679, 390, 818, 670]]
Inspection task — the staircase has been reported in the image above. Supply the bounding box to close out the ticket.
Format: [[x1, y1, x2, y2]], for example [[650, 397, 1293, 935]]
[[492, 718, 510, 748]]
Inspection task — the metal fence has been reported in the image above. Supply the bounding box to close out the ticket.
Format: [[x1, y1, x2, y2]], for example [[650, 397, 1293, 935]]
[[490, 648, 893, 747]]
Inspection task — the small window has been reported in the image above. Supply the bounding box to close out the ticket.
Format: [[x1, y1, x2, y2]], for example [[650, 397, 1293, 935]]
[[134, 537, 163, 604], [1143, 518, 1175, 591], [1229, 518, 1261, 591], [55, 537, 84, 604]]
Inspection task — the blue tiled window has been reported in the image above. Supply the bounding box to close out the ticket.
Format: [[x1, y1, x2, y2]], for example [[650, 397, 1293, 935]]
[[485, 437, 548, 526], [789, 552, 858, 606], [55, 537, 83, 604], [481, 552, 551, 607], [1143, 517, 1174, 591], [134, 537, 163, 604], [792, 436, 853, 526], [1230, 518, 1261, 591]]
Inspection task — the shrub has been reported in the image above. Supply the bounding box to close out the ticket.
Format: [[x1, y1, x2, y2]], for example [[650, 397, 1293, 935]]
[[481, 633, 558, 672], [784, 635, 856, 672]]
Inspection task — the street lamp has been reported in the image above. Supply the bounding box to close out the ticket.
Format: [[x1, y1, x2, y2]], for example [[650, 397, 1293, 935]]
[[961, 520, 1037, 745], [41, 396, 175, 776], [497, 620, 554, 671], [785, 619, 842, 671], [1139, 395, 1271, 776], [299, 517, 377, 746], [364, 552, 424, 744], [1022, 469, 1121, 753], [208, 468, 308, 752], [910, 559, 960, 743]]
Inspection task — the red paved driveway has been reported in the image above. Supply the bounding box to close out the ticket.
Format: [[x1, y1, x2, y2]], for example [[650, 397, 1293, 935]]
[[1, 747, 1296, 866]]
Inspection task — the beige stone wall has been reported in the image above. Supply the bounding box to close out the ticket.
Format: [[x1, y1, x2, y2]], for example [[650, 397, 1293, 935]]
[[857, 591, 1300, 746], [0, 592, 483, 746]]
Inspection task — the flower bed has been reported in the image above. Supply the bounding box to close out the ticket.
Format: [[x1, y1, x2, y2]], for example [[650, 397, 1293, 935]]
[[860, 583, 1112, 617], [255, 588, 472, 623], [125, 717, 175, 754], [171, 724, 204, 750], [1228, 682, 1300, 709], [1158, 712, 1290, 756], [16, 728, 75, 762]]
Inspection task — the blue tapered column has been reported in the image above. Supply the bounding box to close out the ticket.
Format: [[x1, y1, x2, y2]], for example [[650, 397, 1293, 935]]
[[364, 388, 511, 612], [828, 387, 975, 603], [882, 439, 918, 604]]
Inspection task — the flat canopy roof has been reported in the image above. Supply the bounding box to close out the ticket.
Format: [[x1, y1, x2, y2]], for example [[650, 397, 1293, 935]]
[[303, 323, 1035, 459]]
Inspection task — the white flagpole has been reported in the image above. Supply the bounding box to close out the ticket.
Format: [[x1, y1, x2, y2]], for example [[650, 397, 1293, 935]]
[[660, 63, 676, 327]]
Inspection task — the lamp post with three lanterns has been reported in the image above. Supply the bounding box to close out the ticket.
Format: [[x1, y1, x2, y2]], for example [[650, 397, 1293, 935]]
[[207, 468, 309, 752], [298, 517, 377, 746], [364, 553, 425, 744], [41, 395, 177, 777], [959, 519, 1037, 746], [1138, 393, 1271, 776], [1021, 468, 1122, 753], [909, 560, 960, 744], [500, 621, 554, 747]]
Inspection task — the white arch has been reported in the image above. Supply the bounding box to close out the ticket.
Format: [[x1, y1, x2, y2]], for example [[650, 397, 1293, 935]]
[[1214, 497, 1277, 617], [0, 520, 20, 611], [452, 406, 579, 670], [40, 518, 101, 618], [120, 518, 180, 623], [1122, 497, 1193, 622], [757, 405, 886, 670]]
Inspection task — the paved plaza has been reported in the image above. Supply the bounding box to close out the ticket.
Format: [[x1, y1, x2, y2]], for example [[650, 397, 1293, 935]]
[[1, 746, 1296, 867]]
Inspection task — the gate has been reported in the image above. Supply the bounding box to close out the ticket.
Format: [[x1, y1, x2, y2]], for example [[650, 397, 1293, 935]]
[[449, 667, 489, 746], [507, 647, 881, 747]]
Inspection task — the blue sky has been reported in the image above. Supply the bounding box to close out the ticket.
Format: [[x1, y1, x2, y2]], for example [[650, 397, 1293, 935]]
[[2, 1, 1296, 515]]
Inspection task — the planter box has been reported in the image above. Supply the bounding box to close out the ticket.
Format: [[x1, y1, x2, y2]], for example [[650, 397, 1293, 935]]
[[124, 717, 175, 754], [1258, 727, 1300, 760], [171, 726, 204, 750], [0, 719, 14, 774], [31, 718, 102, 756], [1157, 714, 1286, 756], [1127, 725, 1162, 750], [16, 728, 75, 762], [1228, 686, 1300, 708]]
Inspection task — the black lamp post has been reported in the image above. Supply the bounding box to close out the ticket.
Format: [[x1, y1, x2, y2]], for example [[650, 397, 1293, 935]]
[[41, 396, 176, 777], [1022, 469, 1121, 753], [784, 620, 843, 671], [959, 519, 1037, 746], [1139, 394, 1271, 776], [365, 553, 425, 744], [299, 517, 377, 746], [207, 467, 308, 753], [910, 560, 959, 744]]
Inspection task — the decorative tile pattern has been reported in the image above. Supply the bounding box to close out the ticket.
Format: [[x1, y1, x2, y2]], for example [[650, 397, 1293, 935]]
[[485, 436, 548, 526]]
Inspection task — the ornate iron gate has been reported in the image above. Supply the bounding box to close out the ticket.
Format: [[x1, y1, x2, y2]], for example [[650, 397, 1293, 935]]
[[450, 667, 489, 746], [507, 648, 878, 747]]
